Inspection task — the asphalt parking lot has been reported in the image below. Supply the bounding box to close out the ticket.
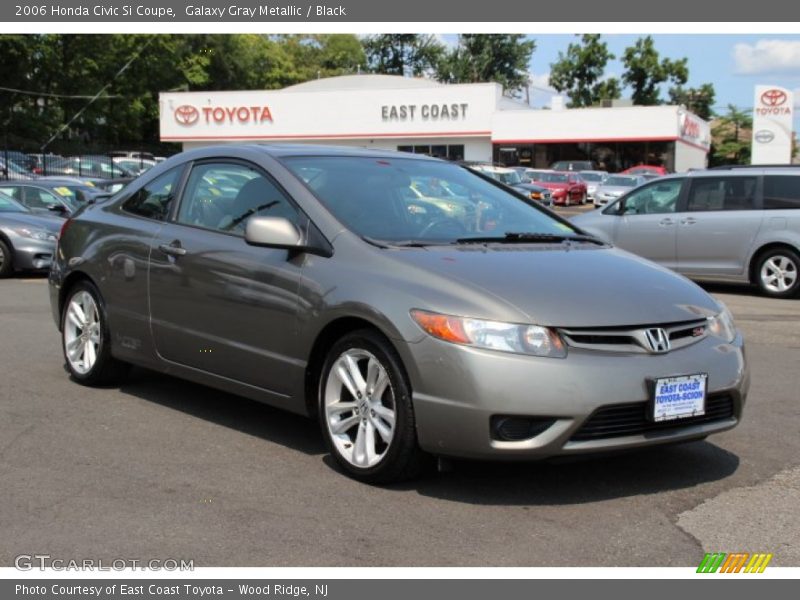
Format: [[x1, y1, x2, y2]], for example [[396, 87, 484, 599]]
[[1, 256, 798, 567]]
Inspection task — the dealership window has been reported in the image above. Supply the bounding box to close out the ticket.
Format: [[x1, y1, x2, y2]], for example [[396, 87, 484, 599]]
[[493, 141, 675, 173], [396, 144, 464, 161], [763, 176, 800, 209], [686, 177, 757, 212]]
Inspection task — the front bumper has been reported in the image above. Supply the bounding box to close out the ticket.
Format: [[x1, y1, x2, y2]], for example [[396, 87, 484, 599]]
[[11, 239, 55, 272], [403, 333, 748, 460]]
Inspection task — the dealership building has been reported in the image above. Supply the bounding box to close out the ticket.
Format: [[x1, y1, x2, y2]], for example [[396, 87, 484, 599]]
[[159, 74, 710, 172]]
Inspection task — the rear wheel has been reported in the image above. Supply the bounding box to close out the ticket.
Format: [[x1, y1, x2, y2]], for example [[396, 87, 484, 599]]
[[0, 239, 13, 278], [318, 329, 426, 483], [755, 248, 800, 298], [62, 281, 129, 385]]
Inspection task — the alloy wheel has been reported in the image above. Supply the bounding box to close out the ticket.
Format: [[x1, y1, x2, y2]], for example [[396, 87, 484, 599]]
[[760, 255, 798, 294], [323, 348, 396, 468], [63, 290, 101, 375]]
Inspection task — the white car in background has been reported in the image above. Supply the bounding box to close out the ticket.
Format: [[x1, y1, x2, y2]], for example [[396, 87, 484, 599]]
[[594, 175, 647, 208], [579, 170, 608, 203]]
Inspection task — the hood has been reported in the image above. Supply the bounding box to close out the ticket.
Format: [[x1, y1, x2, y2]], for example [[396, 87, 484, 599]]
[[597, 185, 633, 196], [385, 244, 719, 328], [0, 211, 64, 233], [536, 181, 570, 191], [511, 183, 548, 193]]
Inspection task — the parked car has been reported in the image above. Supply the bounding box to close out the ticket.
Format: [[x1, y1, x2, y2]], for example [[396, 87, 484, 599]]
[[551, 160, 595, 172], [0, 158, 36, 180], [49, 145, 748, 483], [108, 150, 156, 160], [0, 181, 81, 217], [0, 193, 61, 277], [572, 167, 800, 298], [578, 170, 608, 203], [593, 175, 647, 208], [43, 156, 134, 179], [36, 178, 112, 204], [29, 153, 64, 175], [621, 165, 668, 177], [469, 165, 552, 205], [113, 157, 157, 176], [531, 171, 588, 206], [1, 151, 35, 171]]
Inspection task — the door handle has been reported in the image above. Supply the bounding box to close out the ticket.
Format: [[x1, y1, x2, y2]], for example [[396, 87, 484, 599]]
[[158, 241, 187, 257], [659, 218, 675, 226], [681, 218, 697, 225]]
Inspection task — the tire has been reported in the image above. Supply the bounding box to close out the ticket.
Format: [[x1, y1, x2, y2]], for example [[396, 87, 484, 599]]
[[0, 238, 13, 278], [754, 248, 800, 298], [318, 329, 426, 484], [580, 192, 587, 205], [61, 280, 129, 385]]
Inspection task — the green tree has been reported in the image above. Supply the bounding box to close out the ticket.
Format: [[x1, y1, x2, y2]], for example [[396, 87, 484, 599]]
[[548, 34, 620, 107], [668, 83, 716, 120], [710, 104, 752, 166], [621, 36, 688, 105], [436, 34, 536, 95], [363, 34, 445, 77]]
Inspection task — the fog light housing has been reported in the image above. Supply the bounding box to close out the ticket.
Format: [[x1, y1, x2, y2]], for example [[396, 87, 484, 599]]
[[491, 416, 556, 441]]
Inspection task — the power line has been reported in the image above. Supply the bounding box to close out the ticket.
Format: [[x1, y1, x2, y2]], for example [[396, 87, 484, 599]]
[[41, 37, 154, 152], [0, 85, 120, 99]]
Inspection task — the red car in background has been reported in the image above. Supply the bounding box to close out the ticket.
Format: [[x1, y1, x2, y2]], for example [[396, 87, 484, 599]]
[[527, 170, 587, 206], [621, 164, 668, 176]]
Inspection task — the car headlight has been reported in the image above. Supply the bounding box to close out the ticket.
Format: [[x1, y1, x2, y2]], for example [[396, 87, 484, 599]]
[[13, 227, 56, 241], [410, 309, 567, 358], [707, 305, 737, 343]]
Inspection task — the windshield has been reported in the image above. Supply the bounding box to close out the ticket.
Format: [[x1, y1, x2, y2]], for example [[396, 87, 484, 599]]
[[604, 176, 639, 187], [0, 192, 29, 213], [284, 157, 577, 244], [579, 172, 604, 182], [538, 173, 569, 183]]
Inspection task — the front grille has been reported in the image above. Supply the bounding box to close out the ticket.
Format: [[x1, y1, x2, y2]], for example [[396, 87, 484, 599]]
[[570, 394, 735, 442], [560, 319, 708, 354]]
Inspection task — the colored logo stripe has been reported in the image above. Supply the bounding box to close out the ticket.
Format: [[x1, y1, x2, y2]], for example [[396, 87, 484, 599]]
[[697, 552, 773, 573]]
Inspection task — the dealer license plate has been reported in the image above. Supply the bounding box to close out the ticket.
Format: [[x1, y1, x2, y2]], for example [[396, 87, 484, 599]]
[[652, 373, 707, 422]]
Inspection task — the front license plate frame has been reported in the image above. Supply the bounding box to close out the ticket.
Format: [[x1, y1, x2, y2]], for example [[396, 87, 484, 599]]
[[649, 373, 708, 423]]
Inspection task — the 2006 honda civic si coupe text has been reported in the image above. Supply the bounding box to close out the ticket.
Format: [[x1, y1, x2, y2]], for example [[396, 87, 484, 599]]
[[49, 145, 749, 483]]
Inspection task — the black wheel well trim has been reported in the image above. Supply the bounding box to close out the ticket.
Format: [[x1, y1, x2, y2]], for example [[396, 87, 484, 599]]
[[303, 316, 410, 419], [749, 242, 800, 283], [0, 231, 14, 257]]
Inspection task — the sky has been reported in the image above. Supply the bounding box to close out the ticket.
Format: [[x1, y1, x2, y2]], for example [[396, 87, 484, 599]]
[[442, 34, 800, 126]]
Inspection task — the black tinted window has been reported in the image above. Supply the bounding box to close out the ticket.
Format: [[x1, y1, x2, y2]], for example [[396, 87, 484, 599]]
[[122, 168, 181, 221], [763, 176, 800, 210], [687, 176, 757, 211]]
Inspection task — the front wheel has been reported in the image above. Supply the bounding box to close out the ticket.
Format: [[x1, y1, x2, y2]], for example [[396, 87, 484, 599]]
[[755, 248, 800, 298], [62, 280, 129, 385], [318, 329, 426, 483], [0, 239, 13, 278]]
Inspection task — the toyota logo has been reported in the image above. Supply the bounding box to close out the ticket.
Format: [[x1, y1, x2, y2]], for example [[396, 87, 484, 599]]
[[174, 104, 199, 125], [761, 89, 788, 107], [755, 129, 775, 144]]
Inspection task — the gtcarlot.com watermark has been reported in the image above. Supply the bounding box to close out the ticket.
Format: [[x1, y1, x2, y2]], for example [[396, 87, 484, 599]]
[[15, 554, 194, 571]]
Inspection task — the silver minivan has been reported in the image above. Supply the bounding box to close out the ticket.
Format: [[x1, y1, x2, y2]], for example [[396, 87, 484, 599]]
[[572, 166, 800, 298]]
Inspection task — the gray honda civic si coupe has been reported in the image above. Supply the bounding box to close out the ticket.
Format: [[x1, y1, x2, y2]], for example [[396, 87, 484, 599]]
[[49, 145, 748, 483]]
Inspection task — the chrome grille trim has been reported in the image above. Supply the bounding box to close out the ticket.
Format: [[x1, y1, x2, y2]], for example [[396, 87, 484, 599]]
[[559, 319, 708, 354]]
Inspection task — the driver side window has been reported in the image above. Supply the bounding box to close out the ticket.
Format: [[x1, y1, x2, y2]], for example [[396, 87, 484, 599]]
[[618, 179, 682, 215], [176, 163, 299, 235]]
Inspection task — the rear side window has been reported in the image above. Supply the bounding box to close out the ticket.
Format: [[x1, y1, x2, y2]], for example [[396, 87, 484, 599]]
[[763, 176, 800, 209], [122, 167, 181, 221], [686, 176, 757, 211]]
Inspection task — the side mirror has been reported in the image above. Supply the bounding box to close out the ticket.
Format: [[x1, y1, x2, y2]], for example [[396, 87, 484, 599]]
[[48, 204, 68, 214], [245, 216, 302, 248]]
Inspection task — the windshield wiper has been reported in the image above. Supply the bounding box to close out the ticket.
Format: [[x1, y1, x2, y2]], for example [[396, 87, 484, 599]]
[[454, 232, 605, 245], [362, 236, 446, 248]]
